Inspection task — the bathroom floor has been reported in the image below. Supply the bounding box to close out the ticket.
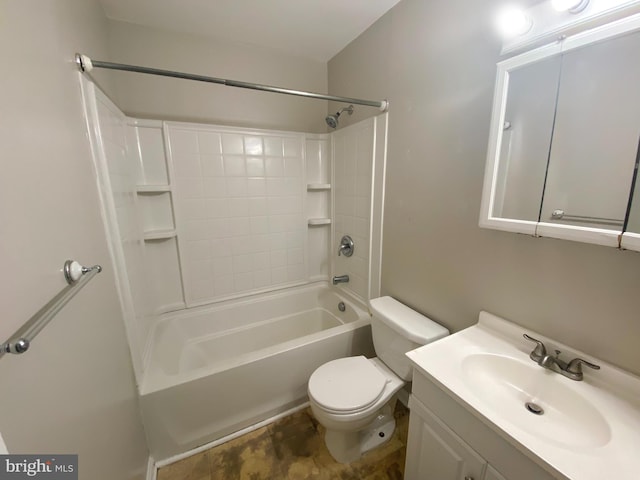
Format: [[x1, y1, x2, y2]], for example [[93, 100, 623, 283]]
[[157, 401, 409, 480]]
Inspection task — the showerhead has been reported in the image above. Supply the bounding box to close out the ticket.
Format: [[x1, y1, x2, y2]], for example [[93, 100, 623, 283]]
[[325, 105, 354, 129], [325, 114, 339, 129]]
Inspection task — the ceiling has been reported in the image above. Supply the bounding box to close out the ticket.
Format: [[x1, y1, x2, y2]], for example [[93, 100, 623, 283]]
[[98, 0, 402, 62]]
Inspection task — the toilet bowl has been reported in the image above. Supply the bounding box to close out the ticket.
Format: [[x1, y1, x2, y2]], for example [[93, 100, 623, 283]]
[[308, 356, 403, 463], [307, 296, 449, 463]]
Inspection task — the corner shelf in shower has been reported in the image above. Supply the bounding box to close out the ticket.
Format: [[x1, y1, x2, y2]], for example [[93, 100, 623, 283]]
[[307, 218, 332, 226], [136, 185, 172, 193], [125, 117, 185, 335], [307, 183, 331, 191], [143, 229, 177, 241]]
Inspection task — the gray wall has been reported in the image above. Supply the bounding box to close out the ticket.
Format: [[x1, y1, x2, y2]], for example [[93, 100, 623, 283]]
[[328, 0, 640, 375], [107, 20, 329, 133], [0, 1, 148, 478]]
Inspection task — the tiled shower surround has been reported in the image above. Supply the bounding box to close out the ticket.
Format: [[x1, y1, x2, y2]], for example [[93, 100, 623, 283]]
[[85, 73, 384, 384], [333, 120, 375, 301], [167, 124, 307, 305]]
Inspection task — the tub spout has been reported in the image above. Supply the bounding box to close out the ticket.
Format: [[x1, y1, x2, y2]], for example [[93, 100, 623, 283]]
[[332, 275, 349, 285]]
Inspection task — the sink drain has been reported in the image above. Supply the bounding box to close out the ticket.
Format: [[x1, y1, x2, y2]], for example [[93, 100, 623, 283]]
[[525, 402, 544, 415]]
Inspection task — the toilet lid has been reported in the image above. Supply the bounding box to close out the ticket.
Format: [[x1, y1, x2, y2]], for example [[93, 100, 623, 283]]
[[308, 356, 387, 412]]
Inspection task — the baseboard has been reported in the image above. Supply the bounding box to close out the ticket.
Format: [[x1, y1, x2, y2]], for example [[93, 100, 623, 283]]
[[145, 456, 156, 480]]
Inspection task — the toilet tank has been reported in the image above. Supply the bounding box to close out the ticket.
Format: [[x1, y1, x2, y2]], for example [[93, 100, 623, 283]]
[[369, 297, 449, 381]]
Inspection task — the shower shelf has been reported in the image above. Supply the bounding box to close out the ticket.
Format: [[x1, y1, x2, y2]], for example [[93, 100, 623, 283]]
[[308, 218, 331, 226], [136, 185, 171, 193], [143, 229, 177, 241], [307, 183, 331, 191]]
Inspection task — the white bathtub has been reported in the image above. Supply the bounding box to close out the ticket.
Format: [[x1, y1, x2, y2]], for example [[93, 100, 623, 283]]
[[139, 283, 374, 460]]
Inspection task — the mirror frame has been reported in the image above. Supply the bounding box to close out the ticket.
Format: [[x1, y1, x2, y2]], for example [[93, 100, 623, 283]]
[[480, 13, 640, 249]]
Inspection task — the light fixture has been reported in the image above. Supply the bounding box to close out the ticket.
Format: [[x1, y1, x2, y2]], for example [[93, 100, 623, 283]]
[[551, 0, 590, 13], [496, 6, 533, 37]]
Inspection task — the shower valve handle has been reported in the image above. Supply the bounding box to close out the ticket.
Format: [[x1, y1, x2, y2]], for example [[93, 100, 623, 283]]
[[338, 235, 354, 257]]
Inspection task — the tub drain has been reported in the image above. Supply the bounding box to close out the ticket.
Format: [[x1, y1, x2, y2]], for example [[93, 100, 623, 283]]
[[525, 402, 544, 415]]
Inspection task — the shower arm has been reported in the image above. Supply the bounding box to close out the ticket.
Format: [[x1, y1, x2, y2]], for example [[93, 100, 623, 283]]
[[75, 54, 389, 112]]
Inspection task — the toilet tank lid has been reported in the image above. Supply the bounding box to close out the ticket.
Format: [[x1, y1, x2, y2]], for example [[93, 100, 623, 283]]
[[369, 296, 449, 344]]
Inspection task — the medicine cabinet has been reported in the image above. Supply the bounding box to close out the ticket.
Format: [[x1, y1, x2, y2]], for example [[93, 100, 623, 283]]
[[480, 13, 640, 250]]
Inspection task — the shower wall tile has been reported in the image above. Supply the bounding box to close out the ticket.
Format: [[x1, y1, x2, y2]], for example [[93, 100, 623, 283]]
[[224, 156, 247, 176], [246, 157, 265, 176], [197, 132, 222, 155], [170, 129, 199, 155], [201, 155, 225, 176], [284, 138, 301, 157], [264, 137, 283, 156], [222, 134, 245, 154], [265, 157, 285, 176], [173, 153, 201, 177], [99, 105, 152, 350], [305, 138, 330, 184], [168, 123, 306, 306], [333, 120, 375, 302], [244, 136, 263, 155], [136, 126, 169, 185]]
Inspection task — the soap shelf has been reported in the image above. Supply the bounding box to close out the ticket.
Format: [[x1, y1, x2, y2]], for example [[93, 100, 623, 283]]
[[308, 218, 331, 226], [136, 185, 171, 193], [144, 229, 177, 241], [307, 183, 331, 191]]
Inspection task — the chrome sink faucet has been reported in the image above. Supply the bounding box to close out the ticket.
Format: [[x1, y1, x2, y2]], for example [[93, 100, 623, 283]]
[[523, 334, 600, 381]]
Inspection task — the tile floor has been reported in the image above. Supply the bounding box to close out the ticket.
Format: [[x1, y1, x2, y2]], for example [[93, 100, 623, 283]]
[[157, 402, 409, 480]]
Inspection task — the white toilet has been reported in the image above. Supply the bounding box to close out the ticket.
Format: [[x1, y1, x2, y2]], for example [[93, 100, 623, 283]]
[[307, 296, 449, 463]]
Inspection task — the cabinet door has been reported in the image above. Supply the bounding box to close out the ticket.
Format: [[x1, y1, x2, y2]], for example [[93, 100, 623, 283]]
[[484, 465, 508, 480], [405, 400, 486, 480]]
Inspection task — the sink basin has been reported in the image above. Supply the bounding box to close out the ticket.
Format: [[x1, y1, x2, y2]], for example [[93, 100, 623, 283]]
[[461, 353, 611, 449]]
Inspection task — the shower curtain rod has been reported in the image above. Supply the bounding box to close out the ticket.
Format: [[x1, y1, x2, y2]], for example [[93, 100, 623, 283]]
[[75, 54, 389, 111]]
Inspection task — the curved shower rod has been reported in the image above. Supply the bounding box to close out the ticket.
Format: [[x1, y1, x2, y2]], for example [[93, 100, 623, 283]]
[[75, 54, 389, 112]]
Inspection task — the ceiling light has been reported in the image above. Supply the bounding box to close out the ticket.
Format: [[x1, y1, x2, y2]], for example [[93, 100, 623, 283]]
[[551, 0, 590, 13], [496, 6, 533, 37]]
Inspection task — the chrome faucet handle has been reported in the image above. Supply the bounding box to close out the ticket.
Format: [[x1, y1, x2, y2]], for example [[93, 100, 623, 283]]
[[338, 235, 354, 257], [523, 334, 547, 362], [566, 357, 600, 377]]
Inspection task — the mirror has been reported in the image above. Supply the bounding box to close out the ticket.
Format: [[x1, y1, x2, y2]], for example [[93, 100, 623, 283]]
[[480, 14, 640, 248], [492, 54, 561, 224]]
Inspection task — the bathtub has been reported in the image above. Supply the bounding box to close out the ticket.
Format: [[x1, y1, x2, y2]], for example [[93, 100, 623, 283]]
[[139, 282, 374, 460]]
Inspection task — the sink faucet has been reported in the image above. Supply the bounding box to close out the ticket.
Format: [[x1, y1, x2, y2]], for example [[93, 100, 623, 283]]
[[539, 350, 568, 374], [332, 274, 349, 285], [523, 334, 600, 381]]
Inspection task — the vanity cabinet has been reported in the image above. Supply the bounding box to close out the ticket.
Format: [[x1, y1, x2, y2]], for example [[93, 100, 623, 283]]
[[405, 396, 486, 480], [405, 370, 558, 480], [484, 466, 507, 480]]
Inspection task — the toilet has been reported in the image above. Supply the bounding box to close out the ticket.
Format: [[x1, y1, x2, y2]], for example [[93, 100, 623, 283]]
[[307, 296, 449, 463]]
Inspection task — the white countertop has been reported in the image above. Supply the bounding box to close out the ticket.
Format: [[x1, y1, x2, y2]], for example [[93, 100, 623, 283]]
[[406, 311, 640, 480]]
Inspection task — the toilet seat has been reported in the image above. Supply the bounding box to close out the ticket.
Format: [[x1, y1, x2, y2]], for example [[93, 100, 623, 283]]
[[308, 356, 388, 413]]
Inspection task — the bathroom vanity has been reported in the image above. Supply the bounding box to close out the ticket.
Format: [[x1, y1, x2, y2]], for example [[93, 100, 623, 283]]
[[405, 369, 556, 480], [404, 312, 640, 480]]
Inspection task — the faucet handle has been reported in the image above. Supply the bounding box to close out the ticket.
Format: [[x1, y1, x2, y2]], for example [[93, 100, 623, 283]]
[[338, 235, 354, 257], [566, 358, 600, 377], [523, 334, 547, 362]]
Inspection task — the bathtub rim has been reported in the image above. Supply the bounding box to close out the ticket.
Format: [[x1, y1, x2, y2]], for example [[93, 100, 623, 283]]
[[156, 280, 360, 323], [140, 282, 371, 395]]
